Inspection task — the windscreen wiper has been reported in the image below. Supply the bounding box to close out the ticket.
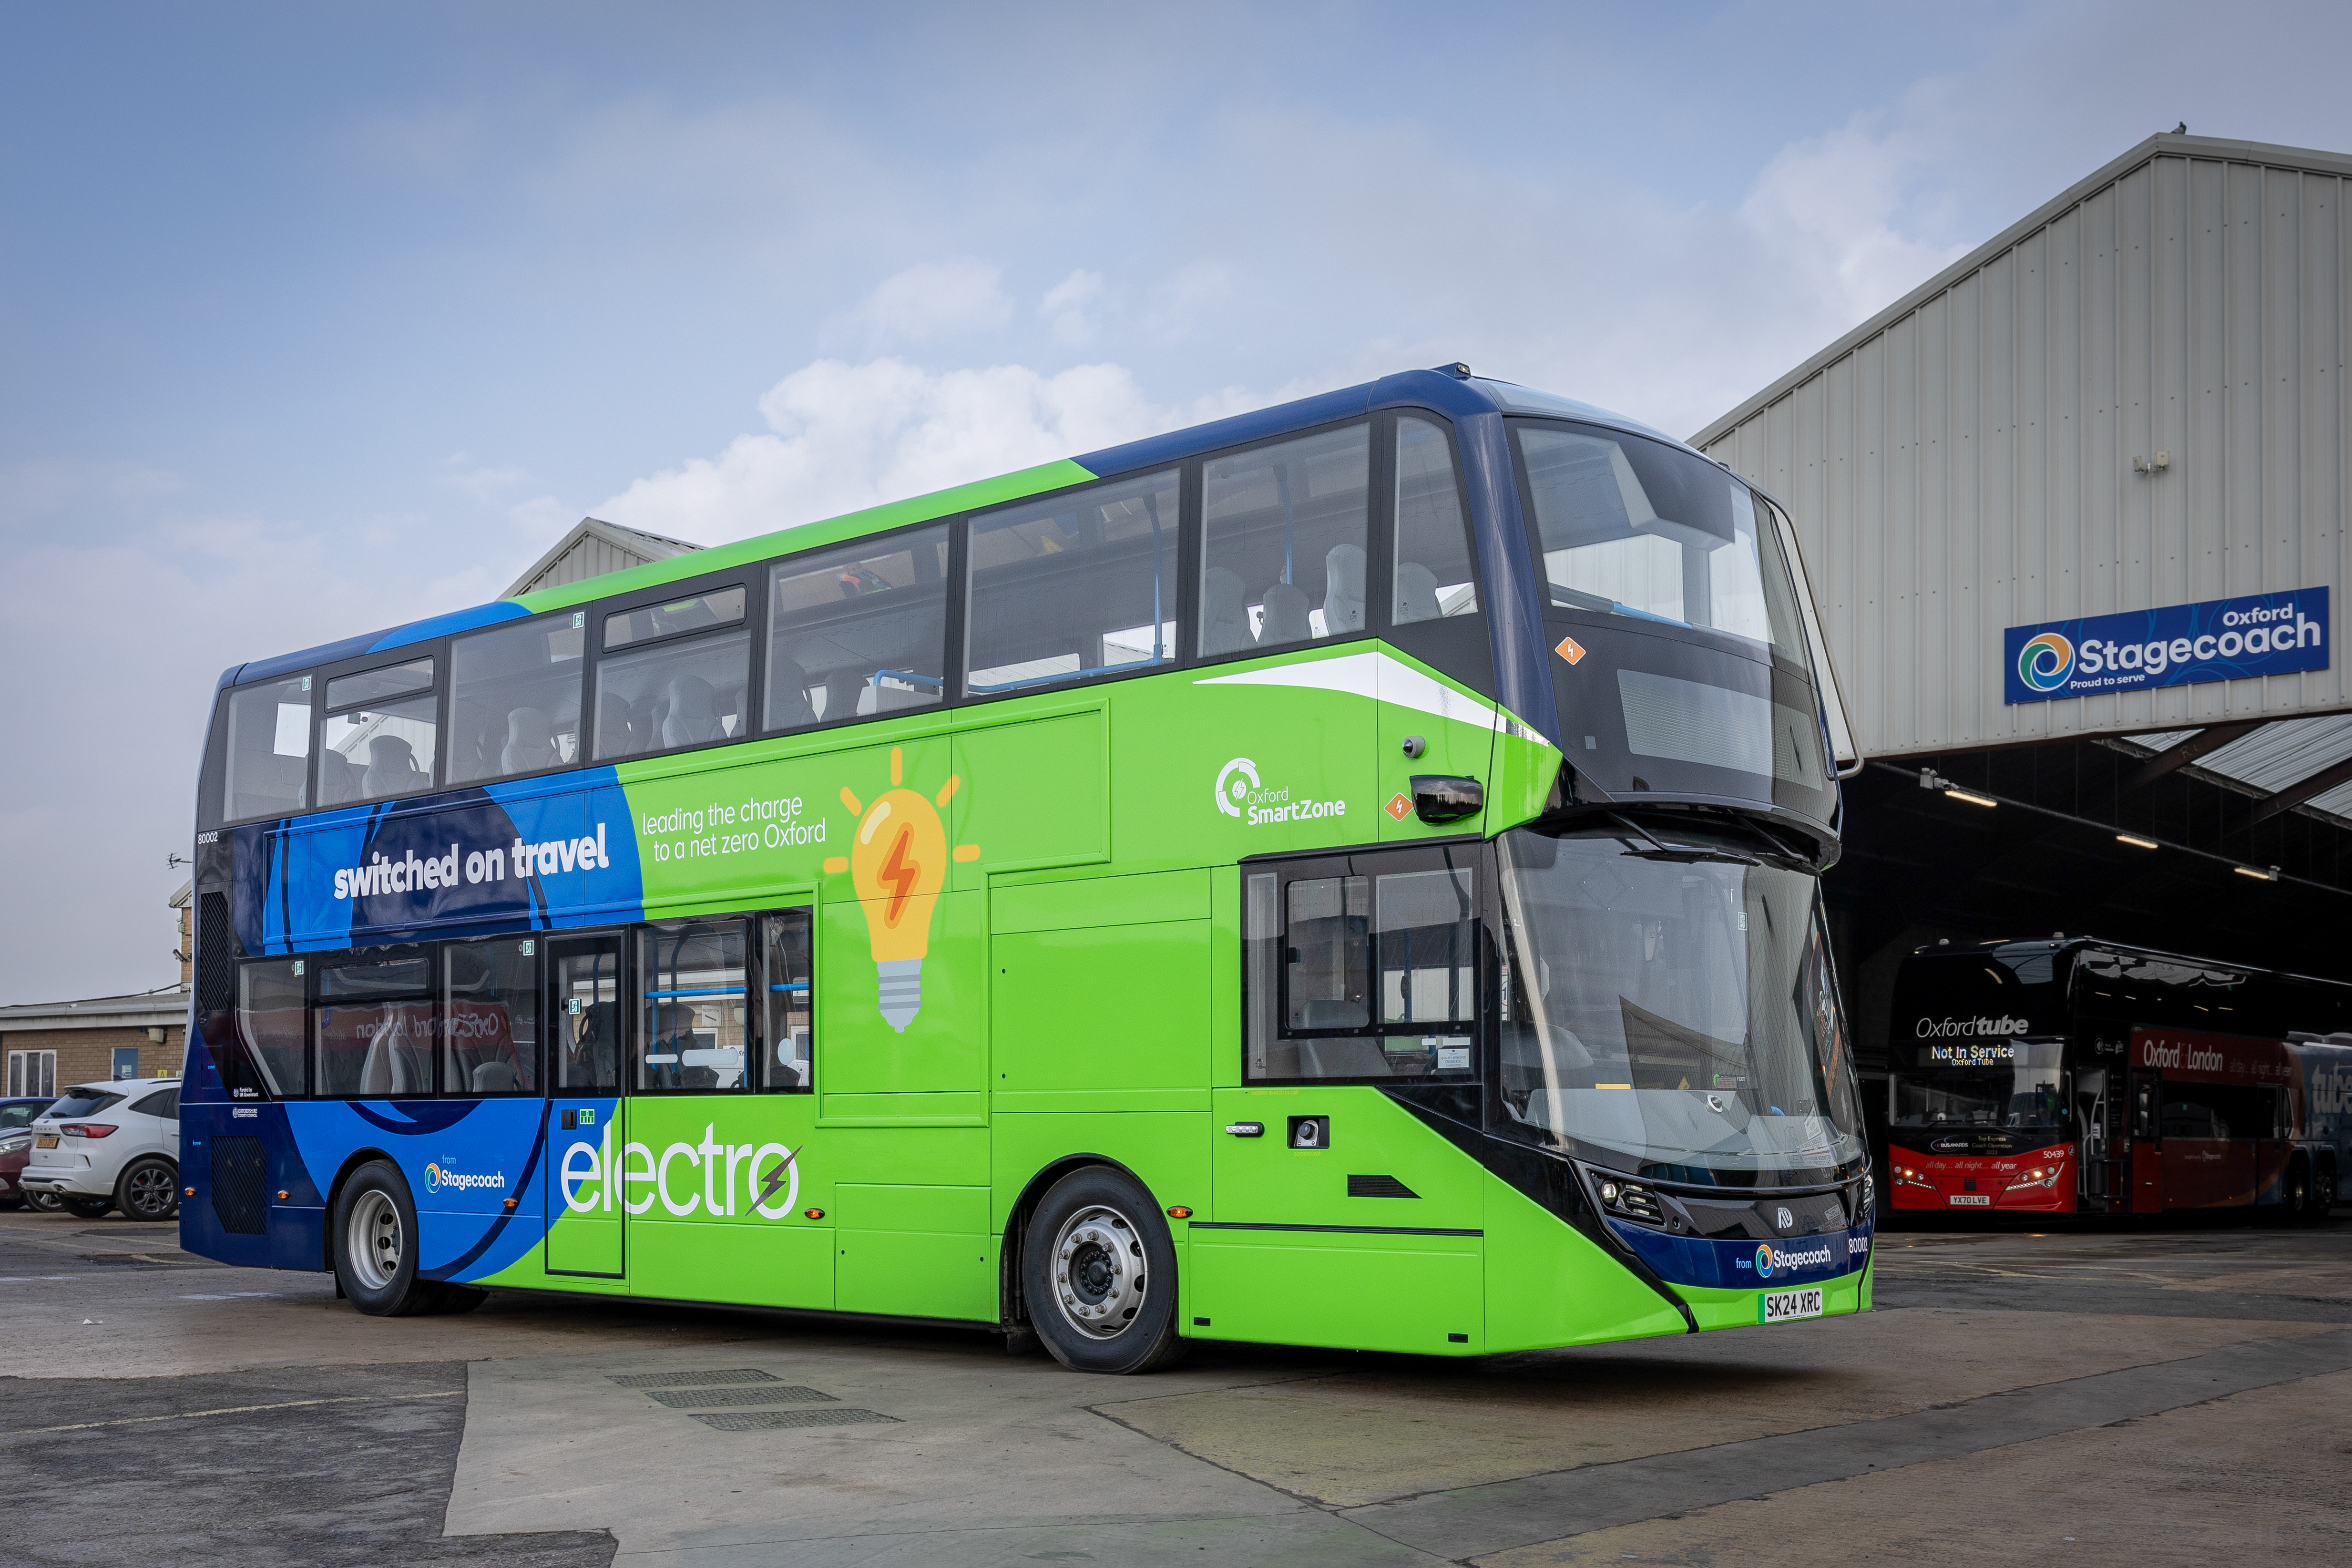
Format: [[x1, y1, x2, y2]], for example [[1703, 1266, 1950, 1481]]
[[1606, 812, 1760, 866]]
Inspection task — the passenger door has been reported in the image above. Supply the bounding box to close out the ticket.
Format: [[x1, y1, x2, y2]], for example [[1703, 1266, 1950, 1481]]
[[2128, 1069, 2163, 1214], [543, 934, 624, 1277]]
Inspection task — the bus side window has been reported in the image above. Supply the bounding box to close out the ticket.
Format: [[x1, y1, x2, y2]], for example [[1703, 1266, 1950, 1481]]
[[1199, 423, 1370, 656], [761, 909, 813, 1091], [593, 587, 751, 762], [966, 468, 1180, 697], [236, 958, 310, 1097], [224, 676, 313, 821], [767, 527, 950, 730], [637, 921, 749, 1093], [442, 938, 540, 1096], [1392, 416, 1478, 624]]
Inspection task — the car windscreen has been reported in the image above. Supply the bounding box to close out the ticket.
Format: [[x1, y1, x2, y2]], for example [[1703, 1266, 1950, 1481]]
[[42, 1090, 125, 1119], [0, 1102, 49, 1129]]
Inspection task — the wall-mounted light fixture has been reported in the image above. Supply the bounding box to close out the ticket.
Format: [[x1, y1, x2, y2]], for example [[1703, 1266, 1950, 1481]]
[[2131, 451, 2172, 475], [2116, 832, 2160, 850], [2232, 864, 2280, 881]]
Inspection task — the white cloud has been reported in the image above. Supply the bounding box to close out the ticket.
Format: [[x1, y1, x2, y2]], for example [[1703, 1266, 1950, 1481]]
[[597, 356, 1252, 544], [1039, 268, 1105, 346], [834, 260, 1012, 346], [1738, 110, 1972, 326]]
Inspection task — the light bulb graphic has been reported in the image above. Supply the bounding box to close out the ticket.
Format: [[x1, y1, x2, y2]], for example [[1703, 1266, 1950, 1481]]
[[826, 747, 980, 1032]]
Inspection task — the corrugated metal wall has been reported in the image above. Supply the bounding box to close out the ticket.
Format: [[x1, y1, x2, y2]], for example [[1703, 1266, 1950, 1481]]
[[1696, 137, 2352, 758], [513, 530, 689, 595]]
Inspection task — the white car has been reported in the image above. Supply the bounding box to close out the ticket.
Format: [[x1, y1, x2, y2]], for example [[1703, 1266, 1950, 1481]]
[[20, 1079, 182, 1221]]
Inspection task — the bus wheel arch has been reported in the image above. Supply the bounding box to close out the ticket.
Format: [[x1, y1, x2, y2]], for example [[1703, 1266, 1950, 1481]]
[[1003, 1158, 1186, 1374]]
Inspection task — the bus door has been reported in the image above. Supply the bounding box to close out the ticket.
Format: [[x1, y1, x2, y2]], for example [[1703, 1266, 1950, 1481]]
[[2128, 1069, 2162, 1213], [544, 934, 625, 1277], [2075, 1068, 2110, 1206]]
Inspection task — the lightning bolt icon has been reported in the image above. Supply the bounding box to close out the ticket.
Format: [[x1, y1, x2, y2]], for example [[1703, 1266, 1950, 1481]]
[[878, 826, 920, 923], [759, 1145, 802, 1206]]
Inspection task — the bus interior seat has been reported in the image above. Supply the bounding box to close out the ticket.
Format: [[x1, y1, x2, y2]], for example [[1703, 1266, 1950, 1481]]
[[502, 707, 559, 773], [1201, 567, 1251, 654], [662, 678, 723, 747], [1298, 1038, 1391, 1076], [629, 696, 667, 753], [362, 736, 427, 798], [1395, 561, 1441, 623], [1323, 543, 1365, 633], [358, 1029, 428, 1096], [876, 681, 931, 712], [471, 1059, 518, 1093], [823, 668, 865, 721], [1258, 582, 1313, 645], [317, 749, 359, 806], [771, 656, 817, 727]]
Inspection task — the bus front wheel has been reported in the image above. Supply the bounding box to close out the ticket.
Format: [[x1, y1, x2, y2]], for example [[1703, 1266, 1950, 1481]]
[[334, 1161, 450, 1317], [1023, 1167, 1185, 1374]]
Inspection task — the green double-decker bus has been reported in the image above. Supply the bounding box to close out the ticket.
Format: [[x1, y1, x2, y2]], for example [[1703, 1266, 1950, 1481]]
[[180, 366, 1871, 1372]]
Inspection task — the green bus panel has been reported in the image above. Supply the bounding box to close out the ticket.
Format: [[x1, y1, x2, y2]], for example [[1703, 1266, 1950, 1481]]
[[1479, 1171, 1688, 1353], [833, 1182, 993, 1321], [992, 921, 1210, 1100], [1208, 1086, 1486, 1227], [543, 1101, 624, 1278], [1188, 1230, 1483, 1355], [629, 1221, 834, 1311], [988, 1112, 1211, 1236]]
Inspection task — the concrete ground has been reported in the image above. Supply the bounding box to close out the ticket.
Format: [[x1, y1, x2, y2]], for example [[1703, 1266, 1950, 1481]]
[[2, 1208, 2347, 1566]]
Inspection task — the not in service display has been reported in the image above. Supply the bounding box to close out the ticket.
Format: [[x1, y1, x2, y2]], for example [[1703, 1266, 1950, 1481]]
[[2003, 587, 2329, 705]]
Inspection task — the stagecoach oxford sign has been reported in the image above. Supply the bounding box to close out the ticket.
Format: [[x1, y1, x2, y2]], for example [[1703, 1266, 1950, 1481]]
[[2003, 587, 2329, 704]]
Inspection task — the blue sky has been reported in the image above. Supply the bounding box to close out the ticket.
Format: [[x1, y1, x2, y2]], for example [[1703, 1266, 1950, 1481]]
[[7, 0, 2352, 1000]]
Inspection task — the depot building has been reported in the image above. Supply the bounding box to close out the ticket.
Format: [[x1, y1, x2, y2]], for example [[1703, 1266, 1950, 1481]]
[[1693, 130, 2352, 1104]]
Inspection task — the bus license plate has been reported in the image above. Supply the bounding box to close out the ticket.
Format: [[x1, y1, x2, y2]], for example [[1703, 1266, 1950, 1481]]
[[1949, 1194, 1991, 1206], [1761, 1288, 1823, 1323], [35, 1135, 57, 1148]]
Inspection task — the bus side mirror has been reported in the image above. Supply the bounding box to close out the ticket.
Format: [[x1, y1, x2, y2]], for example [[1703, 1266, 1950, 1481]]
[[1411, 775, 1482, 824]]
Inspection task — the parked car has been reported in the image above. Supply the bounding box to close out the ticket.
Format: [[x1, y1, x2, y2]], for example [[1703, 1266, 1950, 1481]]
[[0, 1096, 56, 1210], [20, 1080, 181, 1221]]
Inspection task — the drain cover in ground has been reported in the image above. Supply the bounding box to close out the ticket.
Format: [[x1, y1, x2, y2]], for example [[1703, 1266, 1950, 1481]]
[[693, 1408, 899, 1431], [608, 1369, 779, 1388], [646, 1385, 836, 1408]]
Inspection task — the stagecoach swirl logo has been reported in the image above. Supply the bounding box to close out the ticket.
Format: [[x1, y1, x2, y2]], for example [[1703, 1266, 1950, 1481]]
[[424, 1162, 442, 1194], [1214, 757, 1260, 818], [1754, 1244, 1776, 1279], [2017, 631, 2075, 692]]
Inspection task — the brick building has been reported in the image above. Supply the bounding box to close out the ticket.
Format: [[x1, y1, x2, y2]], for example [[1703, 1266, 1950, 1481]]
[[1, 881, 191, 1097]]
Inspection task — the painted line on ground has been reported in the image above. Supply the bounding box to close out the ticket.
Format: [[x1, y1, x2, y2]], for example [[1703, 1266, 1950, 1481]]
[[16, 1389, 465, 1435]]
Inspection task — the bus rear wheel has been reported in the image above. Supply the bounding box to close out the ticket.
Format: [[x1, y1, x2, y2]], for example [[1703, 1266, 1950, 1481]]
[[1023, 1167, 1185, 1374], [2308, 1161, 2339, 1224], [334, 1161, 454, 1317]]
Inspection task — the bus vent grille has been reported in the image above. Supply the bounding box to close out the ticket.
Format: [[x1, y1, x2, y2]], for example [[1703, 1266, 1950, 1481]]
[[691, 1408, 898, 1432], [197, 892, 234, 1014], [646, 1385, 834, 1409], [211, 1136, 268, 1234], [608, 1368, 778, 1388]]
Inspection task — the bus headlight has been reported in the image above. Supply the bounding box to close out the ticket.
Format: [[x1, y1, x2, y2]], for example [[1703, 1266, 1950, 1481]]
[[2005, 1165, 2063, 1190]]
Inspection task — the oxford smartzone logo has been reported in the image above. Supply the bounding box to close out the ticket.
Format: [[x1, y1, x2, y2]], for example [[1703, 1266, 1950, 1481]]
[[2004, 587, 2329, 705], [1214, 757, 1350, 826]]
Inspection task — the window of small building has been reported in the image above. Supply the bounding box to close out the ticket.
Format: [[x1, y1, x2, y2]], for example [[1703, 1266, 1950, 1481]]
[[594, 588, 750, 760], [443, 938, 540, 1096], [1199, 424, 1370, 657], [766, 527, 951, 730], [966, 469, 1179, 695], [319, 658, 438, 807], [224, 676, 312, 821], [449, 614, 585, 785]]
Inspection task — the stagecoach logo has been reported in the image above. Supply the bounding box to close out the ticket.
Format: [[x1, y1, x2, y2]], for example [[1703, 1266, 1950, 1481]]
[[1753, 1240, 1836, 1279], [422, 1161, 504, 1194], [1917, 1015, 2030, 1038], [1214, 757, 1350, 826]]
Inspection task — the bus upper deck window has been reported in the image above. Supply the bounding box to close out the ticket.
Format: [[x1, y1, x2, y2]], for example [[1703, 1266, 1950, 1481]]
[[449, 615, 584, 786], [319, 658, 438, 807], [1199, 425, 1368, 656], [966, 469, 1179, 697], [224, 676, 312, 820], [766, 527, 949, 731], [1392, 418, 1477, 624], [594, 588, 750, 761]]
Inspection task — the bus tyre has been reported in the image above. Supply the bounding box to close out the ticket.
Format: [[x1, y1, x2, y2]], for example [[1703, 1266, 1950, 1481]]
[[333, 1161, 439, 1317], [116, 1157, 179, 1222], [2281, 1158, 2311, 1222], [1023, 1167, 1185, 1375], [2309, 1161, 2339, 1224]]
